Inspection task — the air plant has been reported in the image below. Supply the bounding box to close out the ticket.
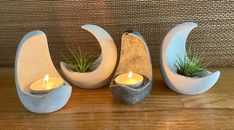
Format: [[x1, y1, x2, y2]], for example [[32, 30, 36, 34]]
[[175, 53, 207, 77], [62, 44, 97, 73]]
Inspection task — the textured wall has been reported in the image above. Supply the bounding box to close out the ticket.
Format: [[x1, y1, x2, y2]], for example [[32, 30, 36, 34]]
[[0, 1, 233, 67]]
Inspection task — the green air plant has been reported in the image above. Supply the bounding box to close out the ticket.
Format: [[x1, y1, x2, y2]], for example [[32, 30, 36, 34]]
[[175, 53, 206, 77], [62, 44, 97, 73]]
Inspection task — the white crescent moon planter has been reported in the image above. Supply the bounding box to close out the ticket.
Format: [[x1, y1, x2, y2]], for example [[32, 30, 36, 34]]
[[110, 31, 153, 104], [60, 24, 117, 89], [15, 30, 72, 113], [160, 22, 220, 95]]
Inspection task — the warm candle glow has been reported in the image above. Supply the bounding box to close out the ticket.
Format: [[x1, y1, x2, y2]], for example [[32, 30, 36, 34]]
[[30, 74, 64, 94], [128, 71, 133, 79], [44, 74, 49, 85], [115, 72, 143, 88]]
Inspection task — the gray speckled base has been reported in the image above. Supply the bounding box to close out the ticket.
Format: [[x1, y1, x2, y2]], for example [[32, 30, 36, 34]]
[[110, 31, 152, 104]]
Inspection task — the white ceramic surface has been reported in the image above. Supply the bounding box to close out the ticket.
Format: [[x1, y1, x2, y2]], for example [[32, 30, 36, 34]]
[[60, 24, 117, 89], [160, 22, 220, 95], [15, 30, 72, 113]]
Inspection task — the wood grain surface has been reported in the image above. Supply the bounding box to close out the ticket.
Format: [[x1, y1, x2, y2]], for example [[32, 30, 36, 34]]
[[0, 67, 234, 129], [0, 1, 234, 67]]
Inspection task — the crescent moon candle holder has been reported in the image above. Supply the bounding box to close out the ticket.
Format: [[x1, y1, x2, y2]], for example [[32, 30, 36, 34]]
[[15, 30, 72, 113], [110, 30, 153, 104], [60, 24, 117, 89], [160, 22, 220, 95]]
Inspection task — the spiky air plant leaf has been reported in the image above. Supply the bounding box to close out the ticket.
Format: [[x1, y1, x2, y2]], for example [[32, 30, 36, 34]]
[[175, 53, 207, 77], [62, 44, 97, 73]]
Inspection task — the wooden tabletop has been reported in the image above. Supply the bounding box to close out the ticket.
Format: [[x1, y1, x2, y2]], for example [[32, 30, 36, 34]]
[[0, 67, 234, 130]]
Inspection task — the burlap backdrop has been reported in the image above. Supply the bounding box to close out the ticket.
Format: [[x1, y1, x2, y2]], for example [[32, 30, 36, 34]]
[[0, 1, 233, 67]]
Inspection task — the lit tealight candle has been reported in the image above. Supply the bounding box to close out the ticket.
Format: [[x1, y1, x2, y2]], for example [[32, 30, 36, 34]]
[[30, 74, 64, 94], [115, 71, 144, 88]]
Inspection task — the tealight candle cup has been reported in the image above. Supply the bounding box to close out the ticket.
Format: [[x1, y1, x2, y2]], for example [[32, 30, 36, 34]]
[[114, 72, 144, 88], [30, 74, 64, 94]]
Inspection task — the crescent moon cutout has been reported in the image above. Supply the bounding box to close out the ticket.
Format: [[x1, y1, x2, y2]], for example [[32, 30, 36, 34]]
[[60, 24, 117, 89], [160, 22, 220, 95]]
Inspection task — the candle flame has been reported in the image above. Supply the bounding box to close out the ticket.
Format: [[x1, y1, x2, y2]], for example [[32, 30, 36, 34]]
[[128, 71, 133, 79], [44, 74, 49, 85]]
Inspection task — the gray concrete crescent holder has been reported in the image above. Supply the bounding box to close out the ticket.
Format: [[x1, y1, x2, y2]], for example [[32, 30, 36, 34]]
[[110, 30, 153, 104], [15, 30, 72, 113]]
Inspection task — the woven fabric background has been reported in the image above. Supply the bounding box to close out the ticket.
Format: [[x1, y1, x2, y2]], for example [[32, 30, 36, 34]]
[[0, 1, 233, 67]]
